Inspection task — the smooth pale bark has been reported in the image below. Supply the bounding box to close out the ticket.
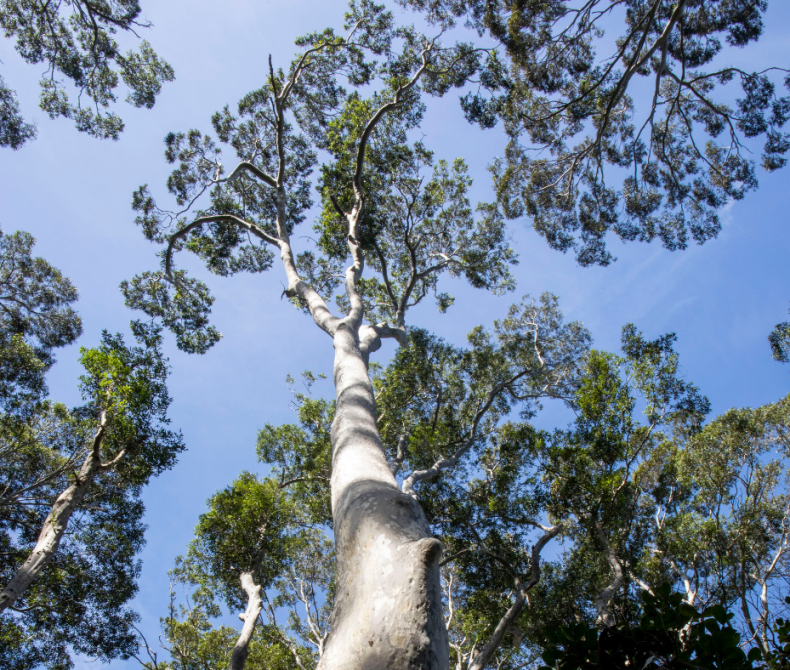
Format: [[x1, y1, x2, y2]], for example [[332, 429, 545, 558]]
[[229, 572, 263, 670], [466, 524, 562, 670], [0, 421, 106, 613], [317, 324, 449, 670]]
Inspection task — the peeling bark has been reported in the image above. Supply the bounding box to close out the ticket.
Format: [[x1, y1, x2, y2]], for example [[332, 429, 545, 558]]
[[317, 324, 449, 670]]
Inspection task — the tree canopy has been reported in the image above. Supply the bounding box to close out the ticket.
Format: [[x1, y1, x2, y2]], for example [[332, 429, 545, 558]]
[[0, 0, 173, 148], [1, 1, 788, 669], [398, 0, 790, 265], [0, 231, 186, 669]]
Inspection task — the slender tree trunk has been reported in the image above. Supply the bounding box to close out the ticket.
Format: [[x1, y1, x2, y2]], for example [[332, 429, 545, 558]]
[[229, 572, 263, 670], [593, 522, 623, 628], [0, 425, 104, 613], [317, 324, 449, 670]]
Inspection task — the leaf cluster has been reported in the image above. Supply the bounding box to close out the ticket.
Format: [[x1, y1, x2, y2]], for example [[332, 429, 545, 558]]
[[0, 0, 174, 145]]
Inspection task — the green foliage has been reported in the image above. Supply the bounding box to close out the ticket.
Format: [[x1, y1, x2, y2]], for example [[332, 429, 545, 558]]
[[375, 293, 591, 488], [153, 471, 332, 669], [655, 394, 790, 644], [177, 474, 292, 611], [76, 322, 185, 484], [770, 306, 790, 364], [540, 583, 761, 670], [0, 323, 184, 669], [401, 0, 789, 265], [429, 323, 712, 668], [322, 141, 517, 323], [0, 75, 36, 148], [767, 598, 790, 669], [125, 1, 486, 352], [0, 229, 82, 415], [120, 271, 221, 355], [149, 595, 299, 670], [257, 377, 332, 525], [0, 0, 173, 145]]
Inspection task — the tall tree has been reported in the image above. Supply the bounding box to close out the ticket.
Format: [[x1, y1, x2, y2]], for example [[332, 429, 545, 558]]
[[0, 0, 174, 148], [124, 3, 505, 667], [123, 1, 789, 668]]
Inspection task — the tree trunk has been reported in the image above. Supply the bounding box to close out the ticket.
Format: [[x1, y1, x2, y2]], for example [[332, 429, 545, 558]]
[[317, 324, 449, 670], [229, 572, 263, 670], [0, 437, 102, 613]]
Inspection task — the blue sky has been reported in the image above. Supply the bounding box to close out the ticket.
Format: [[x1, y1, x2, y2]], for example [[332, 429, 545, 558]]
[[1, 0, 789, 666]]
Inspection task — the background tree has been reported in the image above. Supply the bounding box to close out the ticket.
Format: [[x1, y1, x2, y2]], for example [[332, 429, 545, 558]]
[[135, 467, 334, 670], [0, 0, 174, 148], [0, 321, 185, 669], [659, 395, 790, 658], [770, 306, 790, 365], [429, 331, 789, 669]]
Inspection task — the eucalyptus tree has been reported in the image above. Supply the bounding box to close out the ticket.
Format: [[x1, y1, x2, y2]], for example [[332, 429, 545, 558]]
[[0, 229, 82, 416], [0, 0, 174, 148], [0, 322, 185, 669], [135, 579, 298, 670], [530, 327, 708, 628], [140, 467, 334, 670], [657, 394, 790, 657], [399, 324, 704, 669], [401, 0, 790, 266], [166, 473, 333, 670], [122, 2, 520, 666], [171, 474, 292, 670]]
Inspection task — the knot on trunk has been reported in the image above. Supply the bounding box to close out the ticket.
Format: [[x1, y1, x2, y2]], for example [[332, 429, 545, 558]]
[[415, 537, 442, 568]]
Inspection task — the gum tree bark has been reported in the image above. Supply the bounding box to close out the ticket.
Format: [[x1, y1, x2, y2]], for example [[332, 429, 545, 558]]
[[229, 572, 263, 670], [320, 321, 448, 669], [0, 413, 109, 613]]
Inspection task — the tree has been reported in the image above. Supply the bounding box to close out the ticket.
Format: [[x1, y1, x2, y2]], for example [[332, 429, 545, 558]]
[[172, 474, 297, 670], [0, 0, 174, 148], [0, 322, 185, 669], [122, 2, 789, 668], [400, 0, 790, 266], [661, 395, 790, 658], [135, 465, 334, 670], [0, 229, 82, 416], [123, 4, 507, 667]]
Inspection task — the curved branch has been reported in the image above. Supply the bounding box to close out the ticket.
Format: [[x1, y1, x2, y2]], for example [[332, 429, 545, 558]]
[[352, 41, 436, 203], [401, 369, 529, 498], [226, 161, 278, 188], [164, 215, 281, 277]]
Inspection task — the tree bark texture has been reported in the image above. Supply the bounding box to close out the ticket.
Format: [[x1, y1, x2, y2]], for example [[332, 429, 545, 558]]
[[0, 426, 104, 613], [317, 324, 449, 670], [229, 572, 263, 670]]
